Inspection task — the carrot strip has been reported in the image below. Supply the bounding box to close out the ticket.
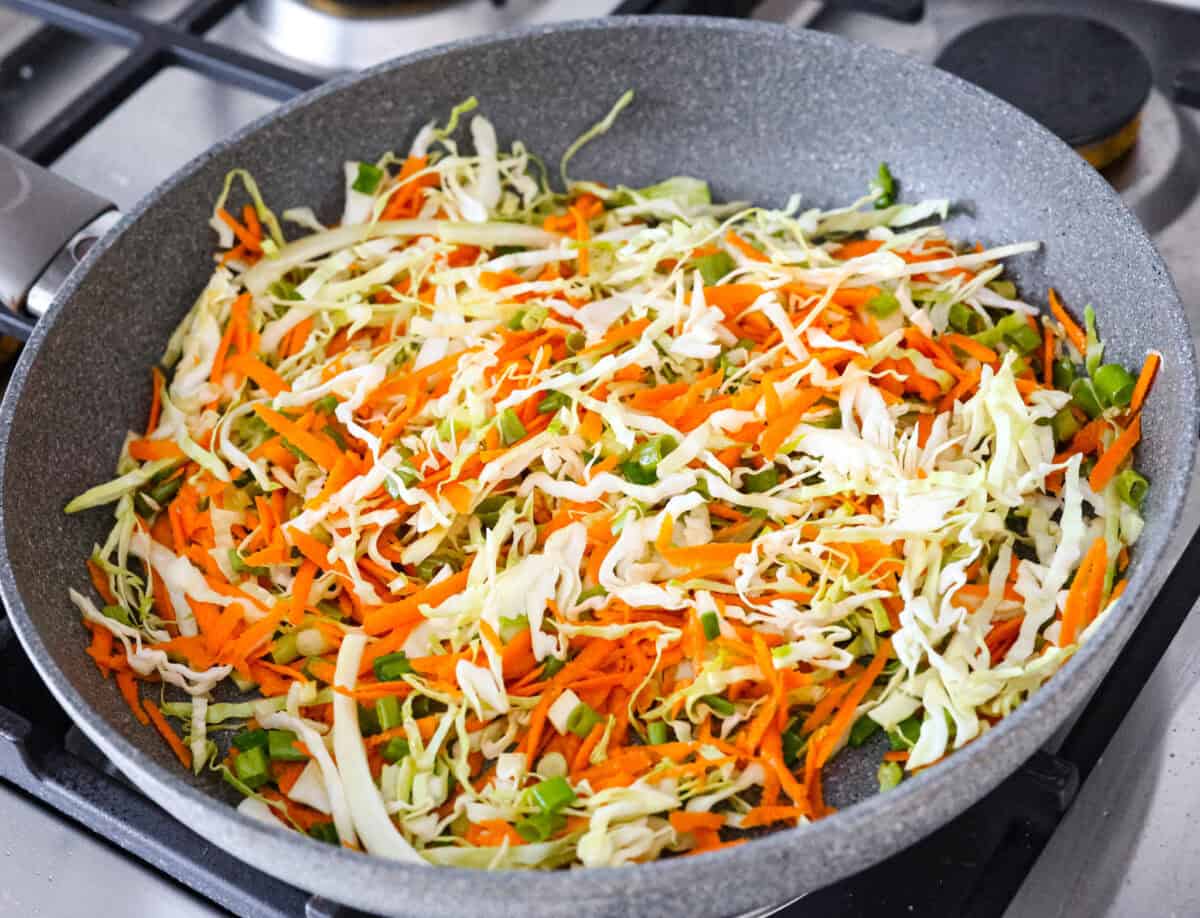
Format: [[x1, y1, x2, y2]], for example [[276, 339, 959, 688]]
[[668, 811, 725, 834], [1048, 288, 1087, 356], [290, 560, 317, 626], [116, 671, 150, 725], [362, 569, 470, 636], [941, 333, 997, 365], [253, 405, 343, 469], [1129, 351, 1161, 414], [146, 367, 164, 435], [145, 701, 192, 768], [725, 231, 768, 262], [226, 352, 290, 396], [128, 439, 186, 462], [1059, 537, 1108, 646], [1089, 413, 1141, 492]]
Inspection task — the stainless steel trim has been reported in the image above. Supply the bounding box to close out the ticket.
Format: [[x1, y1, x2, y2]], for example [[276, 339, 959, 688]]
[[25, 209, 122, 318]]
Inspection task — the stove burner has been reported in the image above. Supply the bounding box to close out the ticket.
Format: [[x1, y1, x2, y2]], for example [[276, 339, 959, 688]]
[[936, 14, 1153, 169], [246, 0, 482, 72]]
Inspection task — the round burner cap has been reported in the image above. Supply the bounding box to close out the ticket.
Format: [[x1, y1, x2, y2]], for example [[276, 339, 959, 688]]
[[936, 14, 1152, 150]]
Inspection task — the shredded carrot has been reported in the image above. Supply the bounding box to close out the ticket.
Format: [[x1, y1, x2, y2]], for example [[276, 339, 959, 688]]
[[146, 367, 164, 435], [145, 701, 192, 768], [253, 404, 343, 469], [725, 231, 768, 262], [226, 352, 290, 396], [1048, 288, 1087, 356], [1089, 413, 1141, 492], [668, 811, 725, 834], [127, 439, 186, 462], [1059, 537, 1108, 646], [1129, 351, 1161, 414], [116, 671, 150, 725]]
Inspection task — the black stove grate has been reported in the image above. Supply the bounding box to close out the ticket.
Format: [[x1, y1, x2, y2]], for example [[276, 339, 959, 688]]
[[0, 0, 1199, 916]]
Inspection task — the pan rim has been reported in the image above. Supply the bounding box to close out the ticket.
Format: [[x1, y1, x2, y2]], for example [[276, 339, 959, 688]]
[[0, 14, 1195, 915]]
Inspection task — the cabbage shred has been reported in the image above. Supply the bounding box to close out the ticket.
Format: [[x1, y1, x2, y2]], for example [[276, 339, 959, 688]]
[[68, 96, 1155, 867]]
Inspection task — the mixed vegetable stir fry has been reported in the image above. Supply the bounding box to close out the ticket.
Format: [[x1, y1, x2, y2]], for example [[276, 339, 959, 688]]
[[68, 96, 1160, 867]]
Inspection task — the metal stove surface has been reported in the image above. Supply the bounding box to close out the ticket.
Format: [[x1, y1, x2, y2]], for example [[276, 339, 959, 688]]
[[3, 2, 1200, 917]]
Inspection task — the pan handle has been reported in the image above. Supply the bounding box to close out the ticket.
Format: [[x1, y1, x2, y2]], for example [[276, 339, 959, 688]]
[[1176, 67, 1200, 110], [0, 146, 118, 316]]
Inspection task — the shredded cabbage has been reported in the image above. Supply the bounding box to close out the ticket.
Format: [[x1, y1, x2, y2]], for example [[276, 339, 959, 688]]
[[64, 95, 1155, 868]]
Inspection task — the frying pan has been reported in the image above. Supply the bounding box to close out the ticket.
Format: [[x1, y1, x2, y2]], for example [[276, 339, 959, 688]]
[[0, 17, 1194, 918]]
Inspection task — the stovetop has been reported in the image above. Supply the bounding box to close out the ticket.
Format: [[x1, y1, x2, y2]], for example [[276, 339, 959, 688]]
[[2, 2, 1200, 917]]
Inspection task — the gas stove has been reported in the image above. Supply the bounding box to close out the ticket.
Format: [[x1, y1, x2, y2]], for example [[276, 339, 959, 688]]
[[2, 2, 1200, 917]]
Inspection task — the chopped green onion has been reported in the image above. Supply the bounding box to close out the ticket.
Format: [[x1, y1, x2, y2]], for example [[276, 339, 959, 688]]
[[700, 610, 720, 641], [498, 408, 527, 446], [849, 715, 881, 748], [1051, 407, 1081, 445], [528, 775, 576, 813], [1053, 359, 1077, 391], [538, 391, 570, 414], [1070, 378, 1104, 419], [1093, 363, 1137, 408], [694, 251, 736, 286], [1004, 322, 1042, 355], [1084, 304, 1104, 376], [314, 394, 338, 414], [268, 729, 307, 761], [566, 331, 586, 353], [233, 745, 271, 789], [373, 652, 414, 682], [566, 702, 602, 738], [988, 279, 1017, 300], [620, 435, 676, 486], [878, 760, 904, 791], [701, 694, 735, 717], [948, 301, 980, 334], [866, 289, 900, 318], [268, 279, 302, 301], [620, 458, 657, 486], [576, 585, 607, 603], [781, 727, 805, 766], [352, 162, 384, 195], [271, 631, 300, 665], [232, 728, 268, 752], [385, 461, 419, 499], [382, 737, 411, 763], [475, 494, 508, 529], [1116, 468, 1149, 508], [743, 466, 779, 493], [375, 696, 403, 732], [136, 473, 184, 516], [515, 812, 564, 843], [888, 715, 921, 750], [647, 721, 669, 745], [871, 162, 897, 208], [357, 703, 381, 736], [506, 310, 527, 331], [101, 604, 133, 627], [307, 822, 340, 845], [540, 656, 566, 679]]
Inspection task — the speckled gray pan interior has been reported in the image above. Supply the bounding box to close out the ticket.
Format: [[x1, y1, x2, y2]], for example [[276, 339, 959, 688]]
[[0, 17, 1195, 918]]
